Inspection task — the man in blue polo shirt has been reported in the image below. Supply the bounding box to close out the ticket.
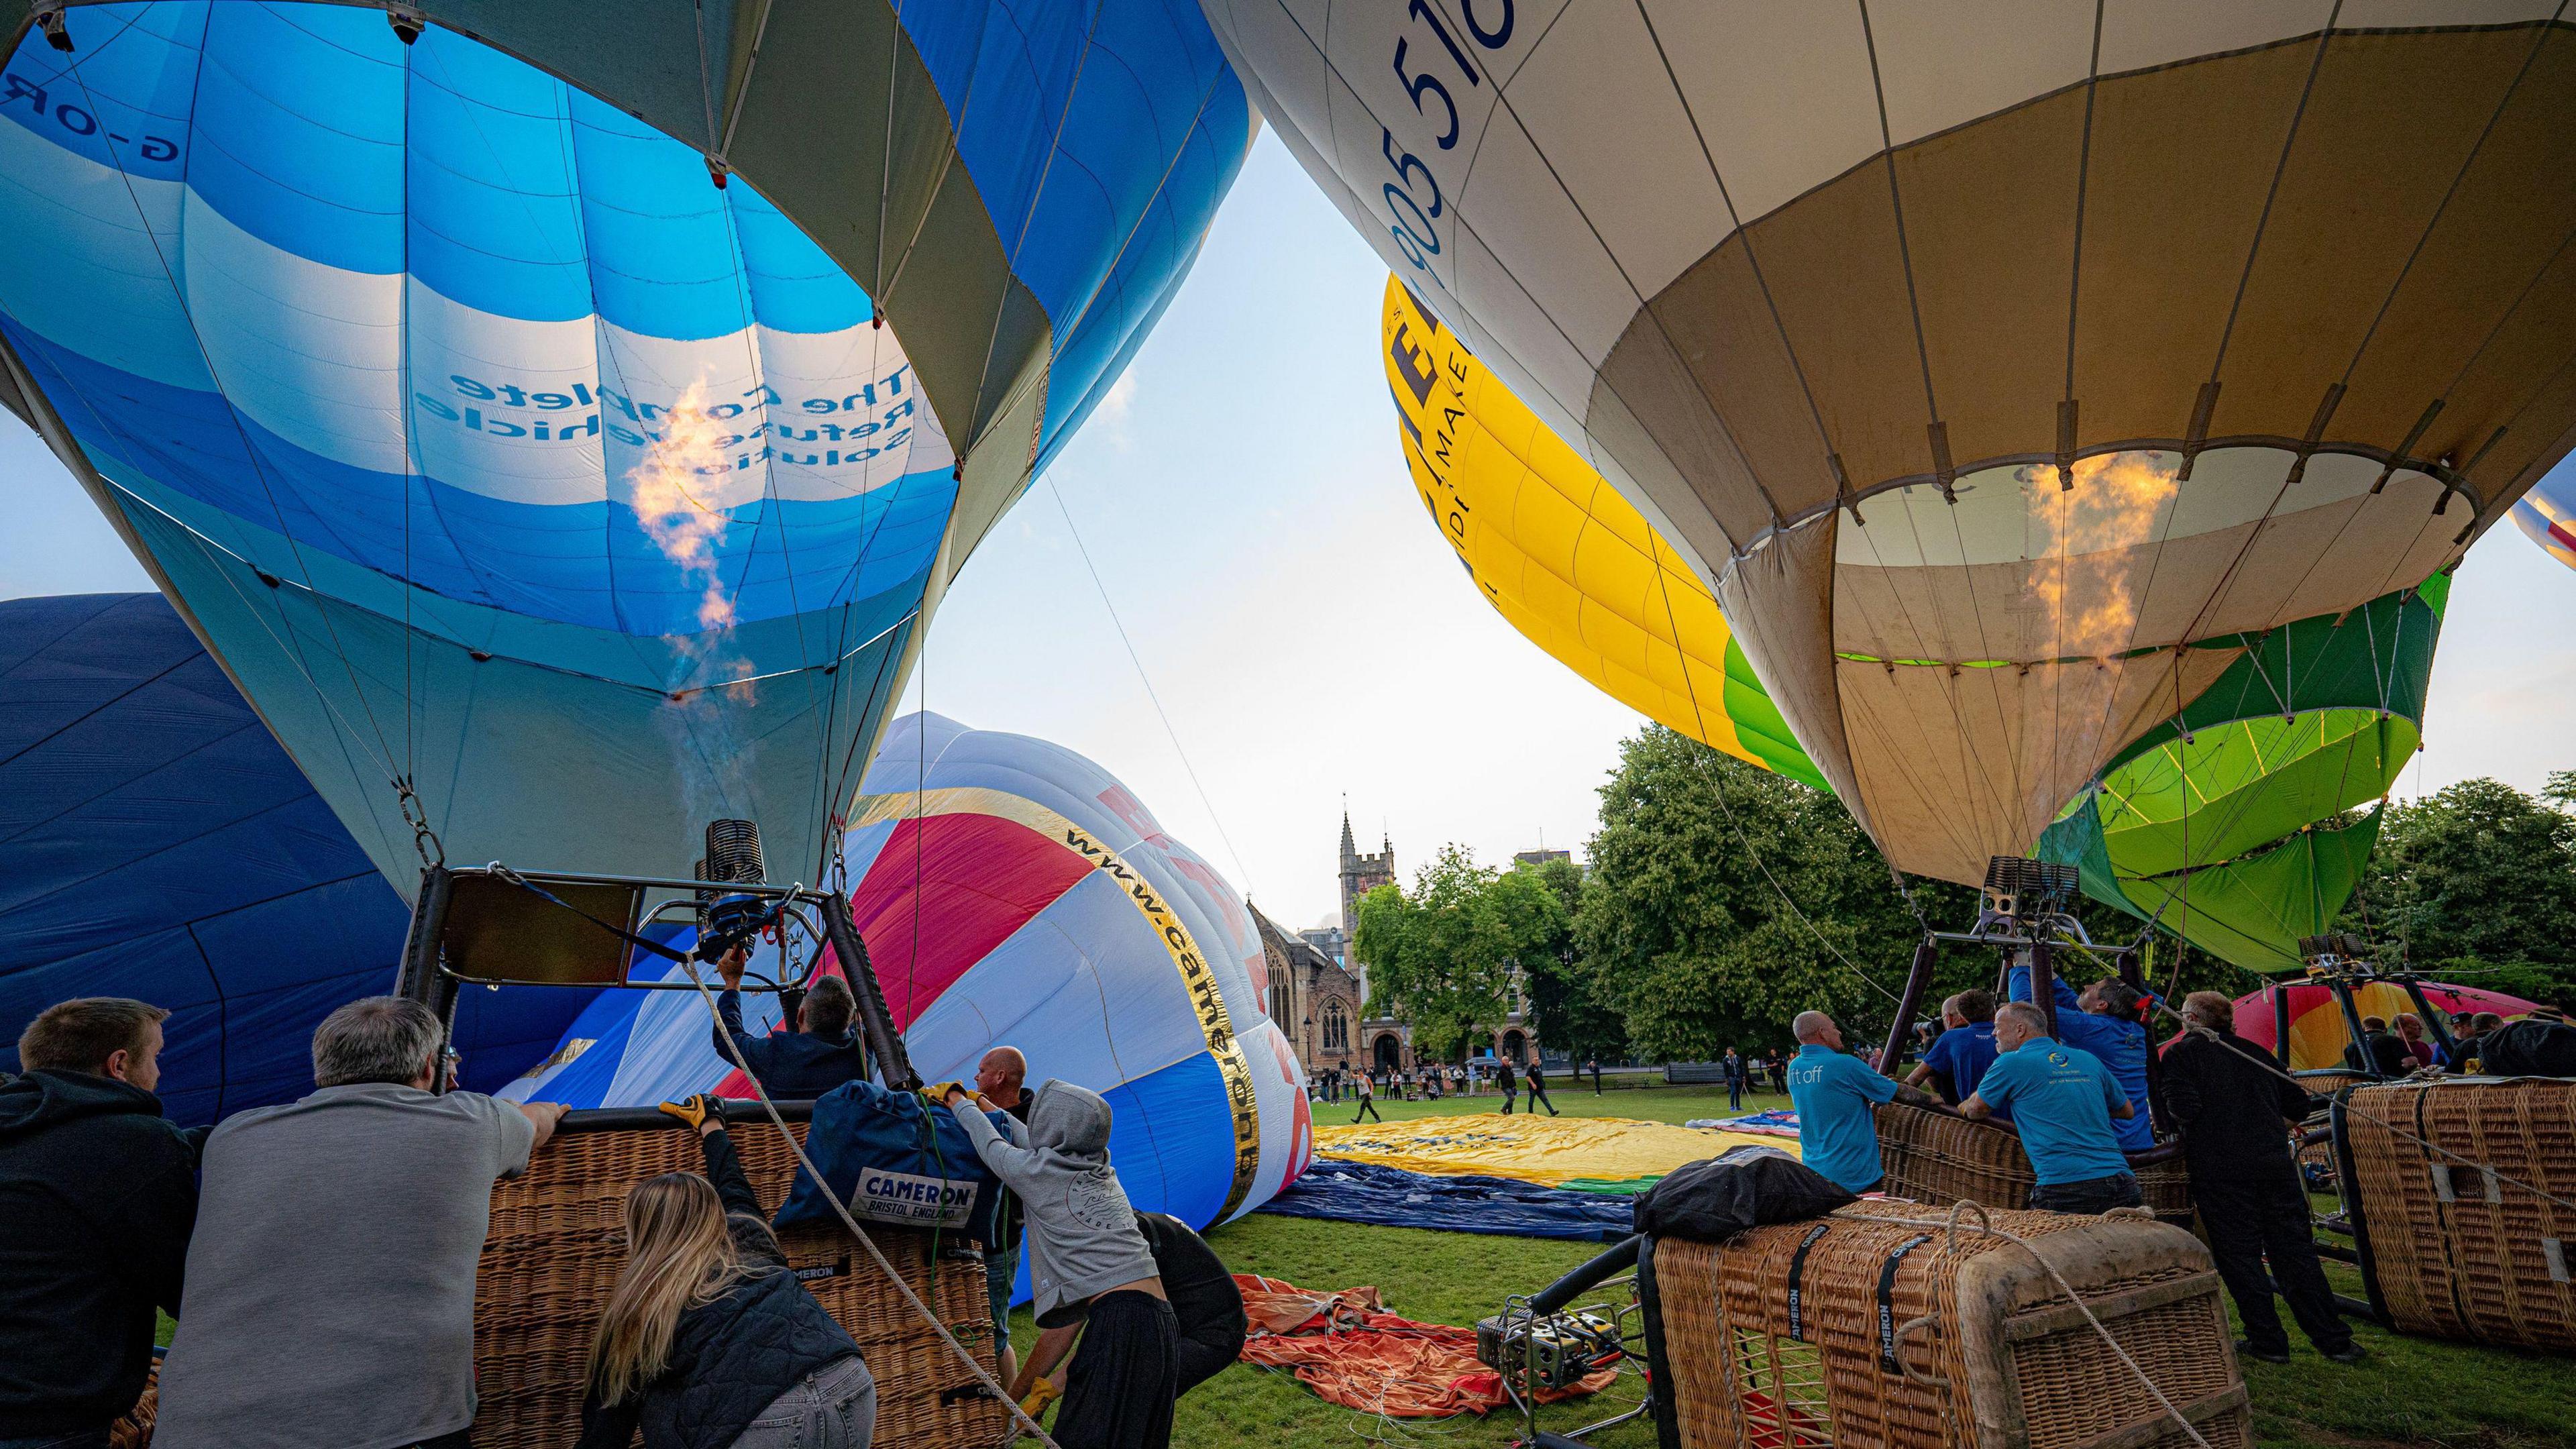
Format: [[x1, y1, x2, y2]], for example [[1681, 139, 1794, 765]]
[[1963, 1002, 2140, 1213], [1784, 1010, 1941, 1193], [1908, 990, 2002, 1113], [2008, 965, 2153, 1150]]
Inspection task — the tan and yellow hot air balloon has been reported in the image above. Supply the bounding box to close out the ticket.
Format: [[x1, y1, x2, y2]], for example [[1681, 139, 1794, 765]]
[[1208, 1, 2576, 889]]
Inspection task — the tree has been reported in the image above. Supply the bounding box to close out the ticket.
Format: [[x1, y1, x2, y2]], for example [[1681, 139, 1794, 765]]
[[1515, 856, 1629, 1061], [1576, 728, 1972, 1061], [2337, 775, 2576, 1009], [1352, 845, 1568, 1061]]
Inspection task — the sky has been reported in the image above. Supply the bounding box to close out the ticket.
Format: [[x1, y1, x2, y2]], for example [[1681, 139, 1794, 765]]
[[8, 131, 2576, 932]]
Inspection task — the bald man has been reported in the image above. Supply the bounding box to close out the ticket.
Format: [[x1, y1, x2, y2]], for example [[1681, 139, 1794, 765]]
[[975, 1046, 1033, 1385], [1785, 1010, 1938, 1193]]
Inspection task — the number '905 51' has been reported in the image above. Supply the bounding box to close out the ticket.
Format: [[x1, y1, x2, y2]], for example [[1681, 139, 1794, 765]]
[[1377, 0, 1513, 270]]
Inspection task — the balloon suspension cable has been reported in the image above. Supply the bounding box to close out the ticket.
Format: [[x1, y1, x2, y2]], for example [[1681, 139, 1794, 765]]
[[681, 957, 1065, 1448], [397, 777, 444, 869], [1644, 548, 1902, 1011], [1886, 861, 1933, 935], [1045, 477, 1264, 902], [1692, 748, 1903, 1010]]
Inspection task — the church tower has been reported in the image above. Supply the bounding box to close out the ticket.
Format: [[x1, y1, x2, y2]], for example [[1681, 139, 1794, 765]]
[[1338, 808, 1394, 996]]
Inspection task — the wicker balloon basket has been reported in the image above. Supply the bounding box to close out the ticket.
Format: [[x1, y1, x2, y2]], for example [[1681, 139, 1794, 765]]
[[472, 1114, 1008, 1449], [2338, 1077, 2576, 1354], [1873, 1102, 2192, 1224], [1640, 1200, 2248, 1449]]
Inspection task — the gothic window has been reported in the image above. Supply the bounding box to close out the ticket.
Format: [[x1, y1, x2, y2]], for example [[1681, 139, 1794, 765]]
[[1322, 1000, 1350, 1052], [1269, 977, 1292, 1026]]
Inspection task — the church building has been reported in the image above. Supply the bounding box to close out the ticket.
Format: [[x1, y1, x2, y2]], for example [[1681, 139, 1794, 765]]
[[1250, 905, 1362, 1077], [1335, 808, 1542, 1073]]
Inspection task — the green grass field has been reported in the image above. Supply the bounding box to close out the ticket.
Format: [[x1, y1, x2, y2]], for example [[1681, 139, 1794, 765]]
[[1002, 1083, 2576, 1449]]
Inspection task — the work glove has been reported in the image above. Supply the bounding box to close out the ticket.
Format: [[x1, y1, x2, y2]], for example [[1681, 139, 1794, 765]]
[[1018, 1377, 1060, 1419], [658, 1093, 724, 1132], [920, 1081, 974, 1108]]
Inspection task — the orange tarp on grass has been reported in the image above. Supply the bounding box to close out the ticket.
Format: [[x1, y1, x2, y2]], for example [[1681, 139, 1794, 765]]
[[1232, 1274, 1617, 1418]]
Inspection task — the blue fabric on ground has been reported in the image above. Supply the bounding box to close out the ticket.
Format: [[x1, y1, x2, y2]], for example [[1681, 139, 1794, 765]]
[[1255, 1159, 1637, 1242]]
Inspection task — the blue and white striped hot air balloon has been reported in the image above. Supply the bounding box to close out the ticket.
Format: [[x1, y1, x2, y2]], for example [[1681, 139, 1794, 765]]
[[0, 1, 1252, 896]]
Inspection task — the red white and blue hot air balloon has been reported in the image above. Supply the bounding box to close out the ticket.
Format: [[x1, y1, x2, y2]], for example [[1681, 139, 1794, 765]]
[[504, 712, 1312, 1229]]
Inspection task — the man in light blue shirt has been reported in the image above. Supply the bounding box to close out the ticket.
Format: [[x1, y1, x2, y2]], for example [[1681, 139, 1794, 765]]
[[1964, 1002, 2140, 1213], [1784, 1010, 1939, 1193], [2008, 965, 2154, 1150]]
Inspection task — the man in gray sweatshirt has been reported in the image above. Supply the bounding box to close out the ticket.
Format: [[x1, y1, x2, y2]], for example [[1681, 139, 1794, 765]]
[[946, 1079, 1176, 1449]]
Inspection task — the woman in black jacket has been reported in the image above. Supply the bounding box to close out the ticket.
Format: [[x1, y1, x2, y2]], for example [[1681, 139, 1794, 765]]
[[576, 1097, 873, 1449]]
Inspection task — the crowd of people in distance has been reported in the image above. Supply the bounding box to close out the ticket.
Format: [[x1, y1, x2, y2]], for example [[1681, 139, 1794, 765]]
[[1786, 975, 2367, 1368], [1309, 1057, 1565, 1121], [1, 952, 1243, 1449]]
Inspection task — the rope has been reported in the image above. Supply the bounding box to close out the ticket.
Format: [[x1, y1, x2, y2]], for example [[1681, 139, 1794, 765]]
[[1044, 477, 1263, 900], [679, 956, 1065, 1448], [1865, 1201, 2215, 1449]]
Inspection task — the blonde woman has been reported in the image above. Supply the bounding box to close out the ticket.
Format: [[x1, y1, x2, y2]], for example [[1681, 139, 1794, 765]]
[[575, 1096, 872, 1449]]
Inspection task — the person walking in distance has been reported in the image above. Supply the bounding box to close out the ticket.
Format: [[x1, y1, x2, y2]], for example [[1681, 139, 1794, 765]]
[[1586, 1057, 1601, 1094], [1721, 1047, 1746, 1112], [1350, 1069, 1381, 1124], [1524, 1061, 1559, 1117], [1494, 1057, 1519, 1115]]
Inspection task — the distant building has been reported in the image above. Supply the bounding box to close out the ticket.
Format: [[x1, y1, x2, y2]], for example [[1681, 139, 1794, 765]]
[[1334, 809, 1543, 1072], [1250, 904, 1363, 1076], [1340, 808, 1409, 1071], [1338, 810, 1395, 967], [1513, 847, 1572, 868], [1297, 924, 1348, 970]]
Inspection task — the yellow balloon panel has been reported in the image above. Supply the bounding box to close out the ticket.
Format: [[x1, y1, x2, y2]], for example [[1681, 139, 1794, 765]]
[[1381, 280, 1820, 788]]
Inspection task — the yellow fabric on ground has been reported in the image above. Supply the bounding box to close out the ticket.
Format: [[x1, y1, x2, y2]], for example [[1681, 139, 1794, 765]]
[[1310, 1113, 1797, 1187]]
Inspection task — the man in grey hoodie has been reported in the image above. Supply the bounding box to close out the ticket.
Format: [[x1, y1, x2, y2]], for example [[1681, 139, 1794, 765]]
[[945, 1079, 1176, 1449]]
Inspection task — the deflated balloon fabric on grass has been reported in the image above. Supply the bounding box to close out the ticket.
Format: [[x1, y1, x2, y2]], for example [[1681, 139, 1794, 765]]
[[1253, 1160, 1637, 1241], [1309, 1113, 1799, 1191], [1232, 1275, 1615, 1418], [1687, 1110, 1802, 1138]]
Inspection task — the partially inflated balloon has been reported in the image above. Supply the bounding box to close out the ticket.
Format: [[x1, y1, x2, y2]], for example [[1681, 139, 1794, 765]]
[[1381, 278, 1822, 790], [2517, 460, 2576, 571], [2040, 576, 2449, 972], [2231, 979, 2536, 1072], [505, 712, 1309, 1228], [1210, 3, 2576, 888], [0, 594, 592, 1121], [0, 2, 1250, 896]]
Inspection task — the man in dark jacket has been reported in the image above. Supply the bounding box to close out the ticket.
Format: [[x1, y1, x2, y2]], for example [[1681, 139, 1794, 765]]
[[1721, 1048, 1747, 1112], [1524, 1061, 1559, 1116], [1, 997, 200, 1448], [713, 950, 869, 1098], [2341, 1016, 2415, 1079], [2163, 991, 2359, 1366], [1495, 1058, 1518, 1114]]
